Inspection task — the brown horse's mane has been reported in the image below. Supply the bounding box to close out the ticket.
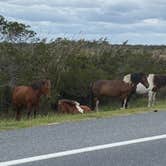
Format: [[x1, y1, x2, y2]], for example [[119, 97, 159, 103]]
[[30, 80, 45, 90]]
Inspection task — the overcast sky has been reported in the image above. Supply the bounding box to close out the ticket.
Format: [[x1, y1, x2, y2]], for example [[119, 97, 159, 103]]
[[0, 0, 166, 44]]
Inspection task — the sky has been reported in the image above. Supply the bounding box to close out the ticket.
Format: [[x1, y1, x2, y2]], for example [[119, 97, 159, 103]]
[[0, 0, 166, 45]]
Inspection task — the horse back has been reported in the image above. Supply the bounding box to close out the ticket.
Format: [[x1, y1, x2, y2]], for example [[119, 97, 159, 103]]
[[92, 80, 132, 97]]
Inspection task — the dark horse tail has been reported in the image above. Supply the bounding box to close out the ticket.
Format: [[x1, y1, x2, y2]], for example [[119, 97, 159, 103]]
[[89, 82, 95, 110]]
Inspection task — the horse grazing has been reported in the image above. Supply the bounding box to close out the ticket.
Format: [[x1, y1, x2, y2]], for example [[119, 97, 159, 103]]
[[58, 99, 91, 114], [90, 73, 149, 111], [12, 80, 51, 120]]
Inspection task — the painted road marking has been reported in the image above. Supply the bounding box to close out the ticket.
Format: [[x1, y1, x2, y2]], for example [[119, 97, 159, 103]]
[[1, 134, 166, 166], [47, 122, 59, 126]]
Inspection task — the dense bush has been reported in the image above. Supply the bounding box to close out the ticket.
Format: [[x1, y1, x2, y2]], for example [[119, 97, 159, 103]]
[[0, 38, 165, 111], [0, 16, 165, 113]]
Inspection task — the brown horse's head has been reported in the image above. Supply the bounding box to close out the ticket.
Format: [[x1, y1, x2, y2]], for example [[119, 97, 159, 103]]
[[42, 80, 51, 98], [31, 80, 51, 98], [131, 73, 149, 88]]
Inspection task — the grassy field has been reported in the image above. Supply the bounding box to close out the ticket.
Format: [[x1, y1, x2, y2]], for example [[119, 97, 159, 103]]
[[0, 99, 165, 131]]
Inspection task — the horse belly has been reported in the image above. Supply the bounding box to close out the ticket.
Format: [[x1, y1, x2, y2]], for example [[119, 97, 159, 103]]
[[100, 86, 121, 97], [136, 83, 149, 94]]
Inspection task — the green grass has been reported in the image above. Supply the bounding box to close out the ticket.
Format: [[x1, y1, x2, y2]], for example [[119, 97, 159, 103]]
[[0, 99, 165, 131]]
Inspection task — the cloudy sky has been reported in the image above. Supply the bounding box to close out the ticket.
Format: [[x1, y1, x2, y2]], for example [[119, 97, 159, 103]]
[[0, 0, 166, 44]]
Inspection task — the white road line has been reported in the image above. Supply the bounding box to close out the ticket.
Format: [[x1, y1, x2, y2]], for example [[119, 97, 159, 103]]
[[1, 134, 166, 166], [47, 122, 59, 126]]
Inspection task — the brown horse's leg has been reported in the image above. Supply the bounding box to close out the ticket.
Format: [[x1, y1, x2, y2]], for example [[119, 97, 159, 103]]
[[27, 103, 32, 119], [27, 111, 31, 119], [124, 92, 134, 109], [124, 97, 128, 109], [94, 97, 99, 112], [34, 104, 39, 118], [120, 96, 128, 109], [34, 109, 37, 118], [16, 108, 21, 121], [121, 99, 124, 108]]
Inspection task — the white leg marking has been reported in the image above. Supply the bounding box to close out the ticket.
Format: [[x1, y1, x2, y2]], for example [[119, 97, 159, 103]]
[[123, 98, 127, 109], [96, 100, 99, 112], [75, 102, 84, 114], [148, 91, 153, 107], [147, 74, 155, 91], [2, 134, 166, 166]]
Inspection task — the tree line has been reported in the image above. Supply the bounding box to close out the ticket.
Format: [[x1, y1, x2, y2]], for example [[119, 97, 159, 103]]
[[0, 15, 165, 112]]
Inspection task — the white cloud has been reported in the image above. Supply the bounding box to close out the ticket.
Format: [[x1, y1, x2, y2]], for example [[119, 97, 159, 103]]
[[143, 18, 160, 24], [0, 0, 166, 44]]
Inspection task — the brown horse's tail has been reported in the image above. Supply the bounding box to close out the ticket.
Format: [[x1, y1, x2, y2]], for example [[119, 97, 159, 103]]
[[89, 82, 95, 110]]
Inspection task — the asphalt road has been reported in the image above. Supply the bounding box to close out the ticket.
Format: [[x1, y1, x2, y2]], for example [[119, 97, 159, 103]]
[[1, 110, 166, 166]]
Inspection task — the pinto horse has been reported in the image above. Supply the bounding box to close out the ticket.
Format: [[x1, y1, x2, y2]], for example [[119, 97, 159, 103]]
[[90, 73, 149, 111], [148, 74, 166, 107], [58, 99, 91, 114], [12, 80, 51, 120], [124, 74, 166, 107], [135, 74, 166, 107]]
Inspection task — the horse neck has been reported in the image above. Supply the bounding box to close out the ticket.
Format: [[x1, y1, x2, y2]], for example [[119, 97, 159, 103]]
[[130, 83, 137, 92], [131, 81, 139, 88], [33, 89, 43, 98], [131, 73, 146, 87]]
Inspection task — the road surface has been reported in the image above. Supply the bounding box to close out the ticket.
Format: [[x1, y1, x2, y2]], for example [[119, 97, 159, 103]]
[[1, 110, 166, 166]]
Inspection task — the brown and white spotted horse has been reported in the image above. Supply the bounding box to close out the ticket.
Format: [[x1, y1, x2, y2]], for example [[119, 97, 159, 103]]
[[145, 74, 166, 107], [58, 99, 91, 114], [90, 73, 149, 111], [125, 74, 166, 107]]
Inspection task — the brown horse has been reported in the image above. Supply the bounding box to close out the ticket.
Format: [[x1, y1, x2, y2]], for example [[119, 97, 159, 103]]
[[90, 73, 149, 111], [12, 80, 51, 120]]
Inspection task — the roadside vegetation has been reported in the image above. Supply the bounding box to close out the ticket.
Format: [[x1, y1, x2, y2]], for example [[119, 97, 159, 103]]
[[0, 15, 165, 131], [0, 99, 165, 131]]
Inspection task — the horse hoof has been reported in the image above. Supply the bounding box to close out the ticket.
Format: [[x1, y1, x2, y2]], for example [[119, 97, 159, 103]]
[[154, 110, 158, 112]]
